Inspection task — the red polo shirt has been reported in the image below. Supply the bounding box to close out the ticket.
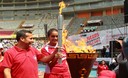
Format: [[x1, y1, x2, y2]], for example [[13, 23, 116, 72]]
[[41, 44, 71, 78], [97, 64, 109, 75], [0, 61, 4, 78], [2, 46, 43, 78]]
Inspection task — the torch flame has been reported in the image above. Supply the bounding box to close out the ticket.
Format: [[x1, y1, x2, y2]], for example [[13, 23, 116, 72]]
[[62, 29, 96, 53], [59, 1, 66, 14]]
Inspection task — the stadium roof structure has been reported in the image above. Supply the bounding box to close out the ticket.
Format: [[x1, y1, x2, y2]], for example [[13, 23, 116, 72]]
[[0, 0, 58, 3], [2, 0, 39, 2], [0, 0, 124, 12]]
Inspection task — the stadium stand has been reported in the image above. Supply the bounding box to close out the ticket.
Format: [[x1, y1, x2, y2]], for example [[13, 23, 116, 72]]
[[0, 1, 127, 78], [0, 0, 125, 52], [85, 13, 124, 31], [66, 17, 86, 36], [0, 20, 21, 29]]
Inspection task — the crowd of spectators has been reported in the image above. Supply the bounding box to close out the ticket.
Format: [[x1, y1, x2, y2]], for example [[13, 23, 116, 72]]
[[0, 39, 45, 51]]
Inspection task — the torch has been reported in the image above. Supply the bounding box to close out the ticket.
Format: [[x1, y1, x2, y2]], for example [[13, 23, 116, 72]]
[[57, 1, 66, 63], [57, 15, 63, 63]]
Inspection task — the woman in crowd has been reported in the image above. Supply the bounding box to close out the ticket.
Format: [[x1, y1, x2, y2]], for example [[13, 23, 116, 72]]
[[0, 43, 4, 78], [41, 28, 71, 78], [97, 60, 116, 78], [97, 60, 109, 75]]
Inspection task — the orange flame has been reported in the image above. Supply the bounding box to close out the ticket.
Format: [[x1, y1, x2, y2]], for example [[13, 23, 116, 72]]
[[62, 29, 96, 53], [59, 1, 66, 14]]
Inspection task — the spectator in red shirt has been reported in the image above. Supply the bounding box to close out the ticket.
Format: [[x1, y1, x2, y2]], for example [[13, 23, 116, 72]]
[[41, 28, 71, 78], [2, 30, 61, 78], [97, 60, 109, 75], [0, 43, 4, 78]]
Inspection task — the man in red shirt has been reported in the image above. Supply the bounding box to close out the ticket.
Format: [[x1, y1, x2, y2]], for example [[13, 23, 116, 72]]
[[0, 43, 4, 78], [2, 30, 59, 78]]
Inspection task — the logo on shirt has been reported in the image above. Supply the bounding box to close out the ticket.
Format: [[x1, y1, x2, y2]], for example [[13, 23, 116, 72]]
[[33, 55, 37, 60]]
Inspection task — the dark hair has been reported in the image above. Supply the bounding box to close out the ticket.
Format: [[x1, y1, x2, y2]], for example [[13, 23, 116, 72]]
[[16, 30, 32, 41], [118, 37, 124, 40], [47, 28, 58, 37], [99, 60, 106, 64]]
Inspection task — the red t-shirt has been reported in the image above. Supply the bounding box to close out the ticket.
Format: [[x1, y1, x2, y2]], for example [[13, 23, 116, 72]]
[[0, 61, 4, 78], [97, 64, 109, 75], [2, 46, 43, 78], [41, 44, 71, 78]]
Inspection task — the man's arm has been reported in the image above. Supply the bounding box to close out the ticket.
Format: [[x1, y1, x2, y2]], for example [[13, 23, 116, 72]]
[[4, 68, 11, 78]]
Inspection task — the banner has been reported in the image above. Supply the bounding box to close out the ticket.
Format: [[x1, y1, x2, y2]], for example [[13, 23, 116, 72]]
[[68, 27, 128, 49]]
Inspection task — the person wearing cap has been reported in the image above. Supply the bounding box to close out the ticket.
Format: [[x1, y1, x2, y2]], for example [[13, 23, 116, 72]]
[[0, 43, 4, 78], [117, 36, 128, 78], [113, 37, 125, 78]]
